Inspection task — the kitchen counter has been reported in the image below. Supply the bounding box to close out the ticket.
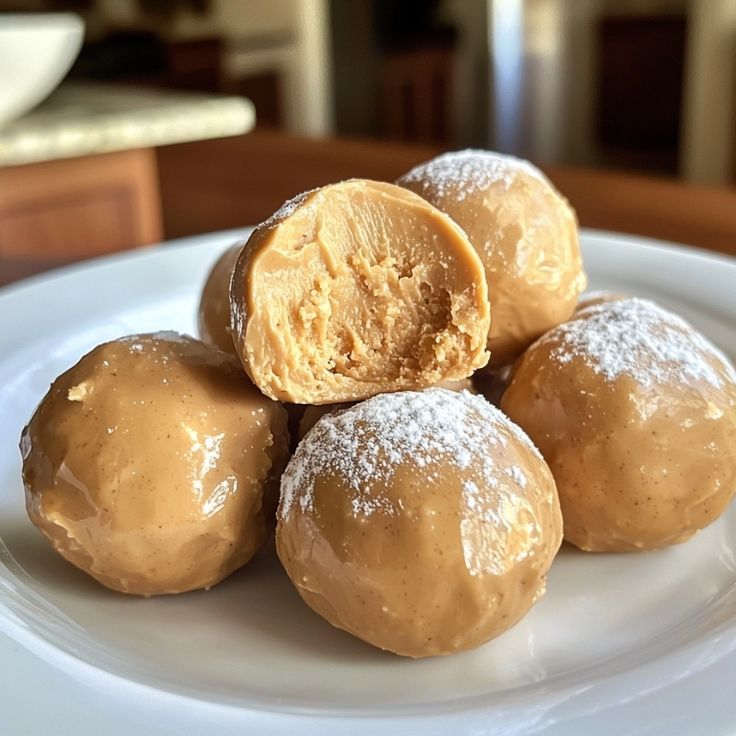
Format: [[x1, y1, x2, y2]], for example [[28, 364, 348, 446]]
[[0, 83, 254, 284], [0, 83, 254, 167]]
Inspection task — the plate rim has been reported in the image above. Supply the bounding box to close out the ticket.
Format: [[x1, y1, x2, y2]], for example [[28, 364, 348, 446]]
[[1, 227, 735, 728]]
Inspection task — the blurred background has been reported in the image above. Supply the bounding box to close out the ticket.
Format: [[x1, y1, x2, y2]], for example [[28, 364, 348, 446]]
[[1, 0, 735, 284]]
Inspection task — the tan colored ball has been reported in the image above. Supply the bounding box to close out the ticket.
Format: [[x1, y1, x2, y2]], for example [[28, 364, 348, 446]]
[[502, 298, 736, 552], [198, 244, 242, 354], [397, 149, 587, 367], [21, 332, 290, 596], [277, 388, 562, 657], [229, 179, 491, 404]]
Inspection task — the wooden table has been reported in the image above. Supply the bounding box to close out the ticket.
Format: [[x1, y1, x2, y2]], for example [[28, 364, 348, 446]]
[[3, 129, 736, 287], [158, 130, 736, 259]]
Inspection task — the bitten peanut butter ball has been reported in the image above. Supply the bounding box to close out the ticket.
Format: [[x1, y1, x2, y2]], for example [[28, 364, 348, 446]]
[[198, 243, 242, 354], [397, 150, 587, 367], [277, 389, 562, 658], [501, 298, 736, 552], [20, 333, 290, 596], [230, 179, 491, 404]]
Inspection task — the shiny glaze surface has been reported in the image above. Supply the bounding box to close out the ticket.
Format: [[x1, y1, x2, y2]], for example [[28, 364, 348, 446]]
[[277, 389, 562, 657], [197, 243, 242, 354], [397, 150, 587, 367], [21, 332, 289, 595], [502, 299, 736, 551]]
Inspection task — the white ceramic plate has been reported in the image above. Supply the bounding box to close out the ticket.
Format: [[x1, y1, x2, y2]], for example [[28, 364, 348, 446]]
[[0, 229, 735, 735]]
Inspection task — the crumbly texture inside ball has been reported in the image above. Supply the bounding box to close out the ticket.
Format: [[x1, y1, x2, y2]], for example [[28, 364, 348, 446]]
[[198, 244, 243, 354], [277, 388, 562, 657], [397, 149, 586, 367], [230, 179, 491, 404], [20, 332, 290, 596], [502, 298, 736, 551]]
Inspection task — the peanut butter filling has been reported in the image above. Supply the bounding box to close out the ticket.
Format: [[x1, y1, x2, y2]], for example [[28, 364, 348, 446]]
[[230, 180, 491, 404]]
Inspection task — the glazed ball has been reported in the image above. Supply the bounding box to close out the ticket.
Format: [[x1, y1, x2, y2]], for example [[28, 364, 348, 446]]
[[397, 149, 587, 367], [230, 179, 490, 404], [21, 333, 290, 596], [434, 376, 477, 393], [296, 378, 476, 442], [277, 388, 562, 658], [501, 298, 736, 552], [198, 244, 242, 354], [297, 402, 352, 443]]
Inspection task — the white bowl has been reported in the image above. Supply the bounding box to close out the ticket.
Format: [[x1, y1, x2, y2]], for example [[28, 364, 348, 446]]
[[0, 13, 84, 128]]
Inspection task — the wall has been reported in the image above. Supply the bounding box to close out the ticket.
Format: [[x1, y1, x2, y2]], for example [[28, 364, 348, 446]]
[[329, 0, 380, 138], [491, 0, 716, 175], [560, 0, 689, 167], [439, 0, 493, 147], [680, 0, 736, 184], [79, 0, 334, 136]]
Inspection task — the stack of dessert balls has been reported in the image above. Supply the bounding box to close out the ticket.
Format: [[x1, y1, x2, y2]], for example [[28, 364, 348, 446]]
[[21, 151, 736, 658]]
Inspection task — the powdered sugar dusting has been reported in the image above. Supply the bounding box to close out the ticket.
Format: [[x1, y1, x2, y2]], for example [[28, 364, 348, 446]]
[[279, 388, 538, 520], [506, 465, 528, 488], [120, 331, 184, 354], [397, 149, 548, 203], [544, 297, 736, 388]]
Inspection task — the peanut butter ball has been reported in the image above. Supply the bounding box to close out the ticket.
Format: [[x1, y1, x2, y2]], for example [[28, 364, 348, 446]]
[[230, 179, 491, 404], [20, 333, 290, 596], [198, 244, 242, 354], [277, 389, 562, 657], [397, 150, 586, 367], [296, 378, 476, 442], [501, 298, 736, 552], [297, 402, 352, 443], [434, 376, 477, 393]]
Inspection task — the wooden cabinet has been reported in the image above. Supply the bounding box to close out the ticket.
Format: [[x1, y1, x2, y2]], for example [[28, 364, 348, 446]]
[[0, 148, 162, 285]]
